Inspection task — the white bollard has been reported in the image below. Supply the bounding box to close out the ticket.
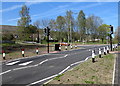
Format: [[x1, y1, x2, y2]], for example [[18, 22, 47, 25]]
[[107, 46, 109, 54], [70, 45, 73, 49], [104, 47, 106, 55], [99, 48, 102, 58], [21, 49, 25, 57], [115, 44, 117, 50], [65, 46, 67, 50], [113, 45, 114, 51], [59, 45, 61, 51], [2, 50, 5, 60], [92, 50, 95, 63], [75, 45, 77, 49], [36, 48, 39, 54]]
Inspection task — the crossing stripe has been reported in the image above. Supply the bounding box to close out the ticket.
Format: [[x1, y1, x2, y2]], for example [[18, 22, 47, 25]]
[[19, 61, 33, 66], [6, 61, 20, 66]]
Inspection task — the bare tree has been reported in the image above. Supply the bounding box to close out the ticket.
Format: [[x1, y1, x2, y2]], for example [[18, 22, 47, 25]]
[[56, 16, 66, 42], [77, 10, 86, 42], [65, 10, 74, 43], [86, 15, 103, 42]]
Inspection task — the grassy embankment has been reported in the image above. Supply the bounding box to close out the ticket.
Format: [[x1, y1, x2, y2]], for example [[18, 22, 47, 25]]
[[46, 53, 116, 85]]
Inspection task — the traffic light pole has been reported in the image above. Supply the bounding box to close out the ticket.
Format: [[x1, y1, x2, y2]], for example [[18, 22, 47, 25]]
[[110, 33, 112, 51], [37, 30, 39, 43], [44, 27, 50, 53], [47, 33, 49, 53], [109, 25, 113, 51]]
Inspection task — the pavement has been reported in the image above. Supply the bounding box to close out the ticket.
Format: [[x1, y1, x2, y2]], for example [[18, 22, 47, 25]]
[[0, 44, 114, 85]]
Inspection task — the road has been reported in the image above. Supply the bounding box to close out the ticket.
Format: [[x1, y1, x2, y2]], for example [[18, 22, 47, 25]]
[[1, 45, 109, 85]]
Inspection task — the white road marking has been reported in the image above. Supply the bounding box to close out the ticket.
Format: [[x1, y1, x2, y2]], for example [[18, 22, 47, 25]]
[[28, 55, 93, 85], [27, 74, 58, 86], [49, 54, 68, 61], [58, 66, 70, 75], [0, 70, 11, 75], [112, 55, 116, 84], [12, 55, 68, 71], [6, 61, 20, 66], [19, 61, 33, 66], [13, 65, 37, 71], [39, 59, 48, 65]]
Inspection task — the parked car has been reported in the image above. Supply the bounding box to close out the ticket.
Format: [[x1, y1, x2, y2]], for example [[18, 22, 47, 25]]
[[59, 42, 70, 46]]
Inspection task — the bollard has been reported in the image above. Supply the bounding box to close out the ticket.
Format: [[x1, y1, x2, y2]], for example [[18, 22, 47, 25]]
[[113, 45, 114, 51], [59, 45, 61, 51], [70, 45, 73, 49], [99, 48, 102, 58], [75, 45, 77, 49], [104, 47, 106, 55], [92, 50, 95, 63], [2, 50, 5, 60], [115, 45, 117, 51], [36, 48, 39, 54], [65, 46, 67, 50], [107, 46, 109, 54], [21, 49, 25, 57]]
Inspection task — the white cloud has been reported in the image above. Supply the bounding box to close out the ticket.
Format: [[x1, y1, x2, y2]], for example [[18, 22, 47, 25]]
[[0, 4, 22, 13], [7, 14, 39, 22], [0, 2, 41, 13], [8, 17, 20, 21]]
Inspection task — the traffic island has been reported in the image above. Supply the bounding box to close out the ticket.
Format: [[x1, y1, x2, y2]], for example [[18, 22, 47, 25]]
[[46, 54, 116, 85]]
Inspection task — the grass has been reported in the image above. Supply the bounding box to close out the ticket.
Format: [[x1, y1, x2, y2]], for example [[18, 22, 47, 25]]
[[2, 43, 19, 47], [47, 53, 115, 85], [53, 74, 64, 81], [1, 43, 80, 61]]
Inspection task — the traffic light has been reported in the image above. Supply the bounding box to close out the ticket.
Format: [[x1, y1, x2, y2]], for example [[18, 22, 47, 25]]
[[110, 25, 113, 34], [44, 27, 50, 36], [46, 27, 50, 36], [44, 28, 47, 33]]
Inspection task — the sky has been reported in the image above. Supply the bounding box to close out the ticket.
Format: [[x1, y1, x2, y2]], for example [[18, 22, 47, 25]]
[[1, 2, 118, 31]]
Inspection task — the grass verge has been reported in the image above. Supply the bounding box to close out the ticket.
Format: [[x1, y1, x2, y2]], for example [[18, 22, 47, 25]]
[[46, 54, 115, 85]]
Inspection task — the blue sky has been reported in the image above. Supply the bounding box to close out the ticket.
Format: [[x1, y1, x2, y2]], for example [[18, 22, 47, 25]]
[[1, 2, 118, 30]]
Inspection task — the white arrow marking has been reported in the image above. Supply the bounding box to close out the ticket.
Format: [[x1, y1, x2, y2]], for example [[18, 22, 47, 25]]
[[6, 61, 20, 66], [19, 61, 33, 66]]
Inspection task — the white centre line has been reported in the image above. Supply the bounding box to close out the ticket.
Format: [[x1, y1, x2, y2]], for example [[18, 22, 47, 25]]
[[6, 61, 20, 66], [19, 61, 33, 66]]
